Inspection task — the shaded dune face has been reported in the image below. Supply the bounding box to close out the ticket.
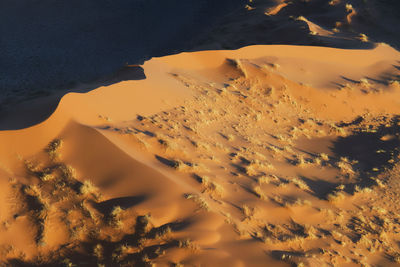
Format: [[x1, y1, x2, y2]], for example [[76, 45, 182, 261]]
[[0, 0, 243, 103], [195, 0, 400, 51], [2, 0, 400, 112]]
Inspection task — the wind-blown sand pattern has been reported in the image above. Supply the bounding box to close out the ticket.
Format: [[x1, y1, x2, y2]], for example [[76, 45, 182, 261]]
[[1, 44, 400, 266]]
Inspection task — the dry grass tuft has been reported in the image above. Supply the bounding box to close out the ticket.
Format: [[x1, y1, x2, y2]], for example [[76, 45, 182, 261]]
[[179, 239, 199, 251], [184, 193, 209, 211], [319, 153, 329, 161], [200, 176, 224, 197], [80, 180, 101, 200], [242, 204, 254, 219], [327, 190, 346, 203], [359, 33, 369, 42], [258, 175, 278, 185], [337, 157, 356, 176], [253, 185, 267, 200], [291, 177, 310, 191], [45, 139, 63, 160]]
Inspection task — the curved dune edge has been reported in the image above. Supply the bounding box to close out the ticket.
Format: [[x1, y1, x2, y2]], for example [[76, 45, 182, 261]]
[[1, 44, 399, 162], [1, 44, 400, 266]]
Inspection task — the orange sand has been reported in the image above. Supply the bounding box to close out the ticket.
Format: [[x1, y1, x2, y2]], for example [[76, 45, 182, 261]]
[[1, 44, 400, 266]]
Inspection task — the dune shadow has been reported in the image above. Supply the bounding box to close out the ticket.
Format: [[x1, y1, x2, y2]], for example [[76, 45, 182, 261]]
[[365, 76, 389, 86], [193, 0, 380, 51], [299, 176, 338, 200], [1, 0, 399, 132], [94, 195, 147, 215], [3, 0, 400, 132], [154, 155, 197, 170], [0, 0, 244, 130], [341, 76, 360, 84]]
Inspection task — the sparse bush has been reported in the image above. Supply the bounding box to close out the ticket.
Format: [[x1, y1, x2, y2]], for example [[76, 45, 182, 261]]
[[46, 139, 63, 160], [184, 193, 209, 211], [291, 177, 310, 191], [327, 191, 345, 202], [200, 176, 224, 197]]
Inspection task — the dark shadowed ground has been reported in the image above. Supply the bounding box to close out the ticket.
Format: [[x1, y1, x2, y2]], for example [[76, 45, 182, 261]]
[[1, 0, 400, 130], [0, 0, 244, 106]]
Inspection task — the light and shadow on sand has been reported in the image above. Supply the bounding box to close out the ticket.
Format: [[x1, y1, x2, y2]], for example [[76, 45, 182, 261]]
[[1, 43, 400, 266]]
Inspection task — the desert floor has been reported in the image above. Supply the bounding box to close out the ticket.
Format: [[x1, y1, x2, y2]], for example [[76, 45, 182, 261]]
[[1, 1, 400, 267]]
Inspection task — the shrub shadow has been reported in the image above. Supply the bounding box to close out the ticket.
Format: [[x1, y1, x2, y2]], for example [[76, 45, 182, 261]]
[[332, 116, 400, 177]]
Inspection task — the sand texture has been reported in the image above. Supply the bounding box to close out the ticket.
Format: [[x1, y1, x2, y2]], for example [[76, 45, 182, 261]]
[[0, 43, 400, 266]]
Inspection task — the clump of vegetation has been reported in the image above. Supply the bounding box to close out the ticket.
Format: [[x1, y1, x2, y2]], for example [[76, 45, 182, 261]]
[[258, 175, 279, 185], [110, 206, 125, 228], [293, 154, 311, 168], [327, 189, 346, 203], [200, 176, 224, 197], [319, 153, 329, 161], [179, 239, 199, 251], [184, 193, 209, 211], [245, 164, 258, 176], [291, 177, 310, 191], [80, 180, 101, 200], [337, 157, 356, 177], [359, 33, 369, 42], [389, 80, 400, 88], [253, 185, 267, 200], [242, 204, 254, 219], [45, 139, 63, 160]]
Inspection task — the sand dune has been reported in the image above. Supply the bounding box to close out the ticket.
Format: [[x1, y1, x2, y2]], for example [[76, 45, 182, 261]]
[[1, 43, 400, 266]]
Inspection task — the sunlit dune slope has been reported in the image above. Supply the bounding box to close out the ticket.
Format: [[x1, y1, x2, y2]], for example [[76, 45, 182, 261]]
[[1, 44, 400, 266]]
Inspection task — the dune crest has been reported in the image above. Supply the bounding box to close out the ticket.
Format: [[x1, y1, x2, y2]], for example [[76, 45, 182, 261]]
[[1, 44, 400, 266]]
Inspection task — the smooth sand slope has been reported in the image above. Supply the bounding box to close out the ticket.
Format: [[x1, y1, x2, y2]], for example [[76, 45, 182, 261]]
[[1, 44, 400, 266]]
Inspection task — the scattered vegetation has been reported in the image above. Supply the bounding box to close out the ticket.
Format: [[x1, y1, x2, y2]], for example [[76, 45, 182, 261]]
[[6, 50, 400, 266], [5, 140, 201, 266]]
